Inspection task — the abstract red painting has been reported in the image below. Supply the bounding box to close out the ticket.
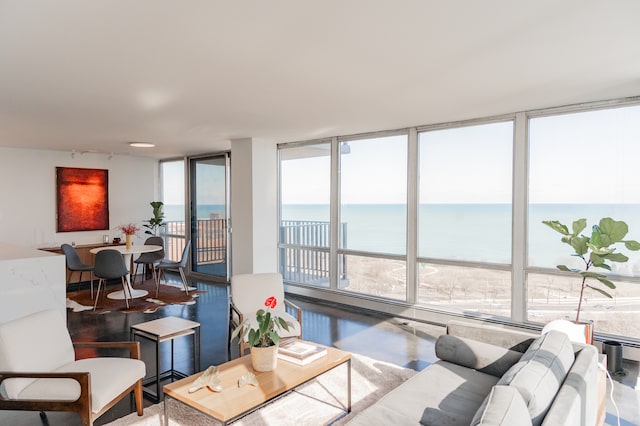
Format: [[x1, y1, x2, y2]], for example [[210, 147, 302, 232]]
[[56, 167, 109, 232]]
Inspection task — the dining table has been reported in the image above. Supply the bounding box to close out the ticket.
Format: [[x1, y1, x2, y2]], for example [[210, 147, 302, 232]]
[[89, 244, 162, 300]]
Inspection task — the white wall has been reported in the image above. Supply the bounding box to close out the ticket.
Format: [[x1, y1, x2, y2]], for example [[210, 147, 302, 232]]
[[0, 147, 159, 249]]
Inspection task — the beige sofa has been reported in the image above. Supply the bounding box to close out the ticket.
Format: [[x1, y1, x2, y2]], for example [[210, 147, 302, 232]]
[[347, 320, 602, 426]]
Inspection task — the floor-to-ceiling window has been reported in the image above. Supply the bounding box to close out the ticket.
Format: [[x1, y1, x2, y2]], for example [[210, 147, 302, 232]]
[[338, 133, 408, 301], [417, 121, 513, 317], [278, 97, 640, 343], [279, 142, 332, 286], [160, 159, 186, 261], [527, 104, 640, 339]]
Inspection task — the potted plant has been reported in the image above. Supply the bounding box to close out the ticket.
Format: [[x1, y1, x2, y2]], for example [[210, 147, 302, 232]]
[[230, 296, 292, 371], [143, 201, 165, 236], [542, 217, 640, 341], [117, 223, 140, 249]]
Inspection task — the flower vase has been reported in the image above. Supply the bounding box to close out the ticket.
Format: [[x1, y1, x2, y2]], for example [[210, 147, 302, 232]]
[[250, 345, 278, 372], [125, 234, 132, 250]]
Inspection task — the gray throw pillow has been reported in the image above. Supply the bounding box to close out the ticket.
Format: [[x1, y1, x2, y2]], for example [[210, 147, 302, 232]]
[[497, 330, 575, 426], [471, 385, 532, 426], [435, 334, 523, 377]]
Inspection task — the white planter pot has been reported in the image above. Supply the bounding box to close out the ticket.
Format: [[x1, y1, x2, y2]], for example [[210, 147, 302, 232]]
[[250, 345, 278, 372], [542, 319, 594, 344]]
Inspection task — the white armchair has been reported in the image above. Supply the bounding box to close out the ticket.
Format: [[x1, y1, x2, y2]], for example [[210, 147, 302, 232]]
[[229, 273, 302, 355], [0, 310, 145, 426]]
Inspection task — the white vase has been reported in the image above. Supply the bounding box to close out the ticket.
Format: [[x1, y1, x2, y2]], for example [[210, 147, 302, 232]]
[[250, 345, 278, 372]]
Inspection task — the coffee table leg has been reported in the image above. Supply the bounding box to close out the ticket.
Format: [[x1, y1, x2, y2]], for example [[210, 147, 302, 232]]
[[164, 394, 169, 426], [347, 358, 352, 412]]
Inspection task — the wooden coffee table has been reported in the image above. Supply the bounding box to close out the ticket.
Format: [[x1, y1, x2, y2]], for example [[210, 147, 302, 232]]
[[163, 342, 351, 425]]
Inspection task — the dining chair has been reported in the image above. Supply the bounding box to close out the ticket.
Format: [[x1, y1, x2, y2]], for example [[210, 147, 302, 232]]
[[229, 272, 302, 356], [132, 236, 164, 285], [0, 309, 145, 426], [93, 249, 131, 310], [61, 243, 94, 299], [156, 240, 191, 297]]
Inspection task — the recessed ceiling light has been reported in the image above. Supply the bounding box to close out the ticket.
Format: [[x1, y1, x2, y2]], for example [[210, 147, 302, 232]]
[[129, 142, 155, 148]]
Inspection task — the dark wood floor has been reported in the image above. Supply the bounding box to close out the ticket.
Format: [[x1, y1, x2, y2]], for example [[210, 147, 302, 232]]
[[0, 272, 441, 426], [3, 272, 637, 425]]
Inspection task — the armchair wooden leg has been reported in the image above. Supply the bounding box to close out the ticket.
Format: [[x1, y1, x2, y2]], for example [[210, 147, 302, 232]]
[[79, 408, 92, 426], [134, 380, 143, 416]]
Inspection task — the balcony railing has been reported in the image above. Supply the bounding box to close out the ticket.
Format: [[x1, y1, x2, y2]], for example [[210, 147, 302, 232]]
[[161, 219, 226, 265], [161, 219, 337, 283], [279, 220, 346, 285]]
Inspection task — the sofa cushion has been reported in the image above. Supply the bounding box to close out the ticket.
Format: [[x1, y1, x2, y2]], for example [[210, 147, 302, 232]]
[[470, 385, 532, 426], [542, 345, 599, 426], [497, 330, 575, 426], [346, 360, 499, 426], [436, 334, 523, 378], [0, 310, 75, 398], [446, 320, 538, 353]]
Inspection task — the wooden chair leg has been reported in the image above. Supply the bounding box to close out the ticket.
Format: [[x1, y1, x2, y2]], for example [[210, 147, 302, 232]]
[[93, 279, 104, 311], [134, 379, 143, 416], [152, 265, 159, 298]]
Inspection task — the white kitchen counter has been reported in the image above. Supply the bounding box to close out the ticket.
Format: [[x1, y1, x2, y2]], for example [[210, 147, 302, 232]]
[[0, 242, 66, 323]]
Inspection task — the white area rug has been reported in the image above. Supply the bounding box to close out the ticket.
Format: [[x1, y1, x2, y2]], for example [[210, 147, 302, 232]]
[[106, 353, 417, 425]]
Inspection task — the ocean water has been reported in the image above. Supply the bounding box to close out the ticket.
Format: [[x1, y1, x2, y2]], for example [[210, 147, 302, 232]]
[[281, 203, 640, 270], [165, 203, 640, 271]]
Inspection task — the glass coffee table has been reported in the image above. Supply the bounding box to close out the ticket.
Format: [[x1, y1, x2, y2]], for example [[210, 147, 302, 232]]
[[163, 342, 351, 425]]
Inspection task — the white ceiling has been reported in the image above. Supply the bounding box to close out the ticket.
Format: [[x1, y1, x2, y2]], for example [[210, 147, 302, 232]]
[[1, 1, 639, 159]]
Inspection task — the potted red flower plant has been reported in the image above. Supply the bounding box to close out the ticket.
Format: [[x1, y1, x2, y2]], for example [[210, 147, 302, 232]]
[[230, 296, 292, 371]]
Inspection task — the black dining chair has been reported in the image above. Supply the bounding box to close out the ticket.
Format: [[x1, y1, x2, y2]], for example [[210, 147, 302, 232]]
[[93, 249, 131, 310], [133, 236, 164, 285], [156, 240, 191, 297], [61, 243, 94, 299]]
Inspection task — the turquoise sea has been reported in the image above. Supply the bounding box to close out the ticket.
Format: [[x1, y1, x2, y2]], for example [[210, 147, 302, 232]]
[[165, 203, 640, 270]]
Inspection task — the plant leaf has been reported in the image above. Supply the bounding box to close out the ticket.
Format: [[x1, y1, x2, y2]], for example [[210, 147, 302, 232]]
[[276, 317, 290, 331], [572, 219, 587, 236], [590, 226, 603, 248], [248, 329, 259, 347], [603, 252, 629, 263], [586, 284, 613, 298], [570, 236, 589, 256], [269, 331, 280, 345], [543, 220, 570, 235], [556, 264, 572, 272], [580, 271, 607, 279], [599, 218, 628, 243], [624, 240, 640, 251], [596, 277, 616, 289]]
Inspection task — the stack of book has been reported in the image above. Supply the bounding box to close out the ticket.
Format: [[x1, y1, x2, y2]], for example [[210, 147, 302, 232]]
[[277, 339, 328, 365]]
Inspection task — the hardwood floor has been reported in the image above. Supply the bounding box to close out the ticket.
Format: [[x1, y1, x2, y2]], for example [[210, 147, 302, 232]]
[[1, 273, 637, 425]]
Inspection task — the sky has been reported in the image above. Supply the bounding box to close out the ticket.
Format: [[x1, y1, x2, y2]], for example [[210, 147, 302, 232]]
[[162, 103, 640, 207], [281, 104, 640, 205]]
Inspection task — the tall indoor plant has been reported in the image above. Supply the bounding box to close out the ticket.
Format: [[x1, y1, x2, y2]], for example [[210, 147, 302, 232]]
[[143, 201, 165, 236], [543, 217, 640, 324], [230, 296, 292, 371]]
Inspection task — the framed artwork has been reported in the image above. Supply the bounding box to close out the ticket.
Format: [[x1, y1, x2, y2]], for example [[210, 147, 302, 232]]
[[56, 167, 109, 232]]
